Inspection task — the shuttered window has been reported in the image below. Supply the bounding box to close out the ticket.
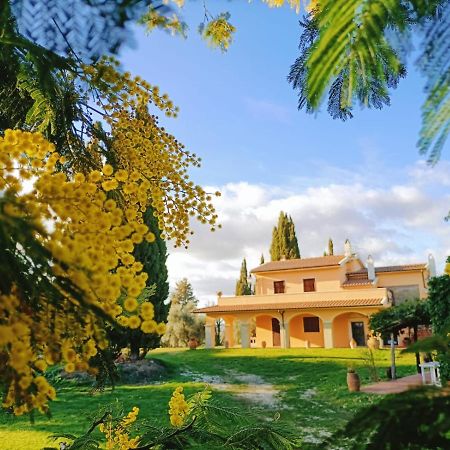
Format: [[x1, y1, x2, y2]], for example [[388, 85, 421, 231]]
[[303, 278, 316, 292], [273, 281, 285, 294], [303, 317, 320, 332]]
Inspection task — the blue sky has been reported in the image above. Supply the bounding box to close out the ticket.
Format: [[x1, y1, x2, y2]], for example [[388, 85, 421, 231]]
[[120, 1, 449, 302]]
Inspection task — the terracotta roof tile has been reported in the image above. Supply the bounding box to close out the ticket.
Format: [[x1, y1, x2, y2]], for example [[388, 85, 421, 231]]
[[251, 255, 346, 273], [351, 264, 426, 275], [194, 298, 384, 314]]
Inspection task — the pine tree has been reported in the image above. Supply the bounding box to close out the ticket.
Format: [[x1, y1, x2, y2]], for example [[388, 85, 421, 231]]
[[109, 206, 169, 359], [269, 212, 300, 261], [235, 258, 252, 296], [162, 279, 204, 348], [328, 238, 334, 256]]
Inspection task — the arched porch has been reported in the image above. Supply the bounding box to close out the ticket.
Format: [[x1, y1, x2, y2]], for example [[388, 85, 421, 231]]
[[289, 313, 324, 348], [332, 312, 370, 347]]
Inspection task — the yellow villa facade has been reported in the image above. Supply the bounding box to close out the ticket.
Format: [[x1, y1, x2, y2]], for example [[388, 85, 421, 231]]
[[195, 242, 435, 349]]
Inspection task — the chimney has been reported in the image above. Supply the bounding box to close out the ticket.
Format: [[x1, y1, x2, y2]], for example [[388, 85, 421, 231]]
[[367, 254, 375, 281], [427, 253, 436, 277], [344, 239, 352, 257]]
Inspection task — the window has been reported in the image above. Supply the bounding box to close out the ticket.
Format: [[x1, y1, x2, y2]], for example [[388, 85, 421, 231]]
[[303, 278, 316, 292], [303, 317, 320, 332], [273, 281, 285, 294]]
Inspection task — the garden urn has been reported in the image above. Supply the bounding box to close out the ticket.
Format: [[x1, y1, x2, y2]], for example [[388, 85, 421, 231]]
[[188, 338, 198, 350], [347, 369, 361, 392]]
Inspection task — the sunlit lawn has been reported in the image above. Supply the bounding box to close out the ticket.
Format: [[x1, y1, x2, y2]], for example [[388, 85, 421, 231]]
[[0, 348, 416, 449]]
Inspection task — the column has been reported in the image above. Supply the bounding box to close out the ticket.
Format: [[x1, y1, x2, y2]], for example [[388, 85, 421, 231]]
[[204, 324, 214, 349], [225, 320, 234, 348], [280, 322, 290, 348], [323, 320, 333, 349], [240, 321, 250, 348]]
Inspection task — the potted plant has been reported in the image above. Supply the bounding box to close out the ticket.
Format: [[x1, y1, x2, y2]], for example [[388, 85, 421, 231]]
[[188, 337, 198, 350], [347, 367, 361, 392]]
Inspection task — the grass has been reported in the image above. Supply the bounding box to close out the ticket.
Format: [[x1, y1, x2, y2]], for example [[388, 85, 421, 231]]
[[0, 348, 416, 449]]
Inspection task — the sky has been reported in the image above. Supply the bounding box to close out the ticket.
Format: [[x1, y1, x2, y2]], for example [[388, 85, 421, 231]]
[[120, 1, 450, 305]]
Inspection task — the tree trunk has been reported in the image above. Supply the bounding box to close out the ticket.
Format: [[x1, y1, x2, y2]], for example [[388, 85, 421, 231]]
[[129, 333, 140, 361], [390, 332, 396, 380], [413, 325, 421, 374]]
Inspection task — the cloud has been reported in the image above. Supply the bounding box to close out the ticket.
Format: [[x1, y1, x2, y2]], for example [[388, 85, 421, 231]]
[[166, 162, 450, 305]]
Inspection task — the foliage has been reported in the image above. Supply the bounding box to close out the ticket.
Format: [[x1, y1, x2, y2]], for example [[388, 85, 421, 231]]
[[10, 0, 163, 60], [161, 279, 204, 347], [269, 211, 300, 261], [199, 12, 236, 52], [426, 274, 450, 381], [369, 299, 431, 338], [0, 1, 220, 416], [288, 0, 449, 163], [326, 387, 450, 450], [361, 348, 380, 382], [108, 207, 170, 359], [44, 386, 300, 450], [260, 253, 265, 265], [235, 258, 252, 296]]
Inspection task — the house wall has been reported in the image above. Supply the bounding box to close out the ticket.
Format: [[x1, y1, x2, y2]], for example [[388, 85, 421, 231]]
[[255, 266, 345, 295], [289, 314, 324, 348], [255, 315, 275, 348], [377, 271, 428, 299]]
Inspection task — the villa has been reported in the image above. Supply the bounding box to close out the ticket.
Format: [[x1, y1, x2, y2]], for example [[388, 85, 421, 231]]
[[194, 241, 435, 349]]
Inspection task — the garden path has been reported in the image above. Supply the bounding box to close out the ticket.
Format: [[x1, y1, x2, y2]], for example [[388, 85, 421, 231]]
[[361, 373, 426, 394]]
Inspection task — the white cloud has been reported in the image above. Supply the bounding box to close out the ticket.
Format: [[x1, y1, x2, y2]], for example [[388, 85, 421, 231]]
[[166, 162, 450, 305]]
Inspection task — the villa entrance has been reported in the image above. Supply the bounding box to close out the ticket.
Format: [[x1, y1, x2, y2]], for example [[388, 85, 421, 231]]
[[272, 318, 281, 347], [351, 321, 366, 346]]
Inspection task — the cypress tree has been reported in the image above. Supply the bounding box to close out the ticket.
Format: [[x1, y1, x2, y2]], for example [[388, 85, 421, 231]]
[[269, 212, 300, 261], [235, 258, 252, 296], [287, 215, 300, 259], [328, 238, 334, 256], [260, 254, 265, 265], [270, 226, 280, 261]]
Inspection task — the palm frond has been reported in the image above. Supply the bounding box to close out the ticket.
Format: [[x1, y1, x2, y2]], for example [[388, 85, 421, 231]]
[[416, 1, 450, 164], [289, 1, 407, 120]]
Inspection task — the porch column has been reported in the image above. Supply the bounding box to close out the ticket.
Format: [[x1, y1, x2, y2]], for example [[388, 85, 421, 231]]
[[323, 320, 334, 348], [204, 323, 215, 349], [224, 318, 234, 348], [280, 322, 290, 348], [240, 321, 250, 348]]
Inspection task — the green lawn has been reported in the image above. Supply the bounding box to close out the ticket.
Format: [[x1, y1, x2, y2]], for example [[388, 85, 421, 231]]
[[0, 348, 416, 449]]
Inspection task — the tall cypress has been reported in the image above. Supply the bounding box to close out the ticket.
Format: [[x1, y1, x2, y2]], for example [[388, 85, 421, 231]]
[[235, 258, 252, 296], [260, 254, 265, 265], [270, 212, 300, 261], [328, 238, 334, 256]]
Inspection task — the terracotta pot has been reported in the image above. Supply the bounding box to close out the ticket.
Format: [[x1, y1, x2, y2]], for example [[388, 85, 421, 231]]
[[347, 371, 361, 392], [188, 338, 198, 350], [367, 336, 380, 350], [261, 341, 267, 349]]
